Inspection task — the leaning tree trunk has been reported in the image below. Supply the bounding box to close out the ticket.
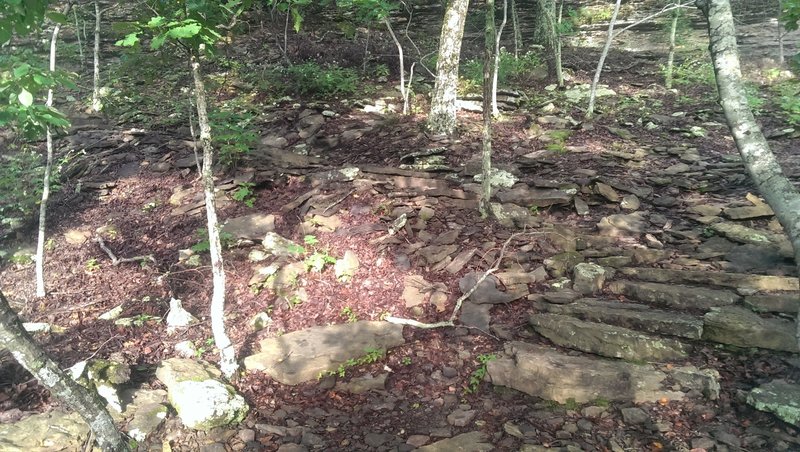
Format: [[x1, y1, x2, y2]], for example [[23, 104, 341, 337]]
[[427, 0, 469, 135], [36, 3, 72, 297], [665, 6, 680, 89], [91, 0, 101, 112], [190, 47, 238, 379], [585, 0, 622, 120], [0, 291, 130, 451], [481, 0, 497, 217], [533, 0, 558, 82], [697, 0, 800, 344]]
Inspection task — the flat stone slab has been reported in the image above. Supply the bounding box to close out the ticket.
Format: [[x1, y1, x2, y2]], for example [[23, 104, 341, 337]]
[[530, 314, 691, 362], [416, 431, 494, 452], [488, 342, 691, 404], [619, 267, 799, 292], [222, 213, 276, 240], [703, 306, 799, 353], [542, 299, 704, 339], [748, 380, 800, 426], [244, 321, 405, 385], [744, 293, 800, 314], [496, 186, 573, 207], [608, 280, 739, 311], [0, 409, 89, 451], [711, 222, 792, 257]]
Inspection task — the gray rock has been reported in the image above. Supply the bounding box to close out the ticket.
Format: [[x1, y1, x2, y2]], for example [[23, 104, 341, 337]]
[[747, 380, 800, 426], [564, 84, 615, 102], [496, 186, 573, 207], [703, 306, 799, 352], [710, 222, 792, 258], [460, 302, 492, 330], [446, 408, 477, 427], [544, 251, 584, 278], [418, 244, 458, 266], [127, 402, 168, 442], [415, 431, 494, 452], [618, 267, 799, 292], [262, 232, 304, 257], [572, 263, 607, 295], [542, 289, 581, 305], [0, 410, 89, 451], [597, 212, 649, 236], [222, 213, 276, 240], [745, 293, 800, 314], [529, 314, 690, 362], [489, 202, 534, 229], [334, 373, 387, 394], [595, 182, 620, 202], [276, 444, 308, 452], [608, 280, 739, 311], [620, 194, 641, 211], [334, 250, 359, 282], [156, 358, 248, 430], [487, 342, 685, 404], [620, 407, 649, 425], [243, 321, 405, 385], [574, 197, 590, 216], [459, 272, 518, 304], [723, 204, 774, 220], [542, 299, 704, 340], [364, 432, 394, 448]]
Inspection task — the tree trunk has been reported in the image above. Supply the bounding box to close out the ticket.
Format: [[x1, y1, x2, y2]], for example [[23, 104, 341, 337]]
[[383, 18, 409, 114], [36, 2, 72, 298], [586, 0, 622, 120], [491, 0, 507, 116], [532, 0, 558, 82], [92, 0, 101, 112], [481, 0, 497, 217], [556, 0, 564, 88], [778, 0, 785, 65], [665, 7, 679, 89], [697, 0, 800, 344], [0, 291, 129, 451], [427, 0, 469, 135], [511, 0, 522, 59], [190, 47, 238, 379]]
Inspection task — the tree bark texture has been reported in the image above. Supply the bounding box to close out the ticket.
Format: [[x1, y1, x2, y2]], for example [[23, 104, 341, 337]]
[[0, 291, 129, 451], [481, 0, 497, 217], [491, 0, 507, 116], [586, 0, 622, 119], [697, 0, 800, 342], [36, 2, 72, 298], [427, 0, 469, 135], [511, 0, 522, 58], [665, 7, 679, 89], [532, 0, 558, 81], [92, 0, 101, 112], [190, 48, 238, 379]]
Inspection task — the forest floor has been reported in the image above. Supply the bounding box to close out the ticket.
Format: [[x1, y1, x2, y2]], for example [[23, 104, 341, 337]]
[[2, 9, 800, 452]]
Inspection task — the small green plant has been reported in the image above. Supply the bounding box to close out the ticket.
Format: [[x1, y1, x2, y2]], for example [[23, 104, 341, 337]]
[[191, 228, 235, 253], [464, 353, 496, 395], [563, 398, 579, 411], [208, 106, 259, 168], [131, 314, 160, 327], [664, 54, 715, 88], [231, 182, 256, 207], [401, 356, 412, 366], [529, 205, 540, 215], [340, 306, 358, 323], [301, 235, 336, 272], [773, 79, 800, 125], [319, 347, 385, 379], [286, 294, 303, 309], [141, 200, 158, 212], [267, 62, 359, 99], [85, 258, 101, 272]]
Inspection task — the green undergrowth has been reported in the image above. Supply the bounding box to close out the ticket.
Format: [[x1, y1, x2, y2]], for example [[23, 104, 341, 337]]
[[460, 50, 543, 94]]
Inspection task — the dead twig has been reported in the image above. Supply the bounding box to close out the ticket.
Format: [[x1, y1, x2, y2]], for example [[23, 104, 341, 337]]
[[95, 237, 156, 266], [323, 188, 356, 215]]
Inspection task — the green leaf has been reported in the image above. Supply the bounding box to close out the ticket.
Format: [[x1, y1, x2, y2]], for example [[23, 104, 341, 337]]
[[167, 22, 202, 39], [150, 33, 168, 50], [0, 27, 11, 46], [115, 32, 140, 47], [146, 16, 165, 27], [17, 88, 33, 107], [46, 12, 68, 24], [33, 73, 53, 86], [13, 63, 30, 78], [291, 8, 303, 32]]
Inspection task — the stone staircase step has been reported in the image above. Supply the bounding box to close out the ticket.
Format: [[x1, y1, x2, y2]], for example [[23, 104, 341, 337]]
[[529, 313, 691, 362], [487, 342, 720, 404], [608, 280, 740, 311], [703, 306, 799, 353], [619, 267, 798, 292], [744, 293, 800, 314], [540, 298, 704, 340]]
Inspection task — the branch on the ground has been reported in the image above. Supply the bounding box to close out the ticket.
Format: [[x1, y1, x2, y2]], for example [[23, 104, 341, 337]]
[[613, 2, 691, 39], [323, 188, 356, 215], [95, 237, 156, 266], [385, 230, 536, 329]]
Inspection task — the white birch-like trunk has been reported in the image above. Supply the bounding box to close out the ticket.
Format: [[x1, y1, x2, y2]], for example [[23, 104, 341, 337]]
[[0, 291, 129, 451], [665, 7, 679, 89], [383, 18, 409, 114], [585, 0, 622, 120], [72, 7, 84, 72], [556, 0, 564, 87], [778, 0, 785, 65], [491, 0, 507, 116], [190, 48, 238, 379], [511, 0, 522, 58], [697, 0, 800, 345], [36, 4, 72, 298], [427, 0, 469, 135], [481, 0, 497, 217], [91, 0, 101, 112]]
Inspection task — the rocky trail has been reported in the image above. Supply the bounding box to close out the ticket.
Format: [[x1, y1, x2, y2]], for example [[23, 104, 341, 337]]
[[2, 12, 800, 452]]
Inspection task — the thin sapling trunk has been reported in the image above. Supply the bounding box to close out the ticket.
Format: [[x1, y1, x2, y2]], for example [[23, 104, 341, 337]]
[[586, 0, 622, 120], [481, 0, 497, 217], [491, 0, 507, 116]]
